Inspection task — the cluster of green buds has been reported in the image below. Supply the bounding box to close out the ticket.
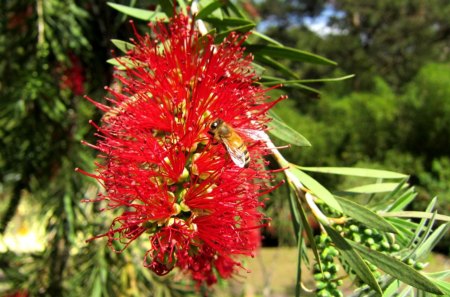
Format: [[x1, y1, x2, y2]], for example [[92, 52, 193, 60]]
[[314, 234, 344, 297]]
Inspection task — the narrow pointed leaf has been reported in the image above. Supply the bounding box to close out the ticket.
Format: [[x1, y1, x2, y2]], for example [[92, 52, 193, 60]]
[[202, 17, 254, 27], [413, 223, 450, 259], [425, 270, 450, 279], [214, 24, 255, 42], [344, 182, 406, 194], [296, 192, 322, 272], [288, 190, 301, 241], [297, 166, 408, 179], [349, 241, 443, 295], [295, 234, 302, 297], [261, 75, 355, 86], [387, 187, 417, 211], [335, 196, 396, 233], [286, 74, 355, 83], [111, 39, 135, 53], [251, 30, 283, 46], [196, 1, 223, 19], [381, 211, 450, 222], [268, 110, 311, 146], [260, 75, 320, 92], [434, 280, 450, 296], [107, 57, 137, 70], [246, 44, 337, 66], [290, 167, 343, 213], [257, 55, 299, 79], [107, 2, 167, 21], [324, 226, 382, 294]]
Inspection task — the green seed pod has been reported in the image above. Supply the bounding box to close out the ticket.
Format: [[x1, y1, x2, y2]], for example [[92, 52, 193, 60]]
[[380, 240, 390, 250], [316, 281, 327, 289], [349, 224, 359, 232], [314, 273, 325, 280], [364, 228, 373, 236], [365, 237, 375, 246], [317, 290, 331, 297], [352, 233, 362, 243], [414, 262, 425, 270]]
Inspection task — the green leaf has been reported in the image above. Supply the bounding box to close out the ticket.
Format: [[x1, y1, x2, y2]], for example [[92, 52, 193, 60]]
[[257, 56, 299, 79], [296, 191, 322, 272], [261, 75, 355, 86], [111, 39, 135, 53], [297, 167, 408, 179], [386, 187, 417, 211], [344, 182, 407, 193], [196, 1, 223, 19], [288, 189, 301, 242], [202, 17, 253, 27], [335, 196, 396, 233], [251, 30, 283, 46], [425, 270, 450, 279], [214, 24, 255, 42], [284, 74, 355, 83], [434, 280, 450, 296], [413, 222, 450, 259], [385, 217, 416, 246], [107, 2, 167, 21], [106, 56, 136, 70], [381, 211, 450, 222], [290, 167, 343, 213], [246, 44, 337, 66], [177, 0, 188, 14], [295, 233, 302, 297], [260, 75, 320, 93], [268, 110, 311, 146], [349, 241, 443, 295], [324, 226, 382, 295]]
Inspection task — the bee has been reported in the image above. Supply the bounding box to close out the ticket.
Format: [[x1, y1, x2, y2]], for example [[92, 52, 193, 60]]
[[208, 118, 250, 168]]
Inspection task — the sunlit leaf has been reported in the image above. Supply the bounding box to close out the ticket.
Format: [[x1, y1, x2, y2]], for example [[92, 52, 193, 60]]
[[349, 241, 443, 295], [196, 1, 223, 19], [325, 226, 382, 294], [107, 2, 167, 21], [107, 57, 136, 70], [336, 196, 396, 233], [246, 44, 337, 65], [381, 211, 450, 222], [434, 280, 450, 296], [413, 222, 450, 259], [386, 187, 417, 211], [268, 110, 311, 146], [290, 167, 343, 213], [111, 39, 135, 53], [297, 166, 408, 179], [344, 182, 407, 193]]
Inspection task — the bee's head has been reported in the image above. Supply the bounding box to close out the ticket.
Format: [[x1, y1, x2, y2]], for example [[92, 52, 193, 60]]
[[209, 118, 223, 132]]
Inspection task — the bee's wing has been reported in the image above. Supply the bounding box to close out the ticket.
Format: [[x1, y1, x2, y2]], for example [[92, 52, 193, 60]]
[[236, 128, 270, 142], [221, 137, 247, 168]]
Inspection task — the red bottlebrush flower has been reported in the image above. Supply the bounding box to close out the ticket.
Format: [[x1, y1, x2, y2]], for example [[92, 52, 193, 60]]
[[59, 53, 85, 96], [78, 12, 283, 286]]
